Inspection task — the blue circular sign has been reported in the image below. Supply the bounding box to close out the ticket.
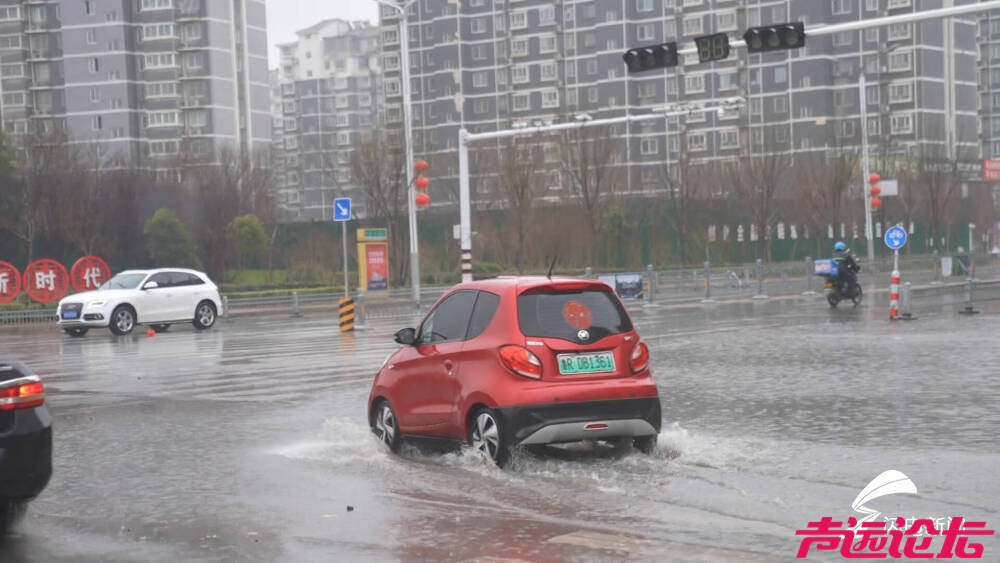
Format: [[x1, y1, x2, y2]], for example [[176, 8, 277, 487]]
[[884, 225, 908, 250]]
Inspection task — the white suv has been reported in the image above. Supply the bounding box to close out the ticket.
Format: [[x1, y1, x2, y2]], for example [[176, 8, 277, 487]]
[[56, 268, 223, 337]]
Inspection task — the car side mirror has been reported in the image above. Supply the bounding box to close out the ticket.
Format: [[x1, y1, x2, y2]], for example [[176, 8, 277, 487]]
[[394, 328, 417, 346], [143, 281, 159, 290]]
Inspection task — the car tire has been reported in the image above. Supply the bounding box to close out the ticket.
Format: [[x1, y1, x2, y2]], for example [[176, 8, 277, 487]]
[[192, 301, 217, 331], [151, 324, 170, 333], [371, 400, 401, 453], [64, 328, 89, 338], [109, 305, 136, 336], [633, 435, 658, 455], [0, 499, 27, 532], [469, 408, 510, 468]]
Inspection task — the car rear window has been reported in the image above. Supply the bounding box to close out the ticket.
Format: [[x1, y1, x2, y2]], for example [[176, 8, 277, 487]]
[[517, 289, 632, 342]]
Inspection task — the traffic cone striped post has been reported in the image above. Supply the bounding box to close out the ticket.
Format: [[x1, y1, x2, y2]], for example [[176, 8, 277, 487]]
[[889, 270, 900, 321]]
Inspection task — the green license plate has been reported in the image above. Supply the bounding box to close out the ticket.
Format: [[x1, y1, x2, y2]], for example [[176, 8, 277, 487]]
[[557, 352, 616, 375]]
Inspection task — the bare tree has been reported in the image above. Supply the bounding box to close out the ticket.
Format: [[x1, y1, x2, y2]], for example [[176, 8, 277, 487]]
[[727, 142, 792, 262], [560, 124, 622, 264], [349, 129, 409, 287], [795, 150, 859, 242], [660, 150, 706, 266], [480, 137, 546, 273], [0, 124, 78, 262]]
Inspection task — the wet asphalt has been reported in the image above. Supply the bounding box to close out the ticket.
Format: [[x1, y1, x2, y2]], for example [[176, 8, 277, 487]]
[[1, 290, 998, 562]]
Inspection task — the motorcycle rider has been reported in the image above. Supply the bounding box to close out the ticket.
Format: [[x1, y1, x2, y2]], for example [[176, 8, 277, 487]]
[[832, 241, 860, 294]]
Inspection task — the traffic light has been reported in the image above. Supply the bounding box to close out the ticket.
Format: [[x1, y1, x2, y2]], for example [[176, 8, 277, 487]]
[[869, 173, 882, 212], [414, 159, 430, 210], [623, 42, 679, 74], [743, 22, 806, 53]]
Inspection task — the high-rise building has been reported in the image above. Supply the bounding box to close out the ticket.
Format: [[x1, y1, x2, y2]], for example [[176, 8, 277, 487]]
[[271, 19, 381, 221], [0, 0, 270, 173], [378, 0, 983, 207]]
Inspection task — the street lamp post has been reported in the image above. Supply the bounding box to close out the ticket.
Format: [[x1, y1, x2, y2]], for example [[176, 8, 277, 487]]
[[375, 0, 421, 309]]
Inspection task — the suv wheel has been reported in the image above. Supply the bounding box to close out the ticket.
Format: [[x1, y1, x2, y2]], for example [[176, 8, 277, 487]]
[[109, 306, 136, 336], [0, 499, 27, 531], [192, 301, 216, 330], [469, 408, 509, 467], [372, 400, 401, 453]]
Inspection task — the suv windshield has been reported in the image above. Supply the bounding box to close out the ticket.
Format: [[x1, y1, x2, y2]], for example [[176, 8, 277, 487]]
[[99, 273, 147, 290], [517, 289, 632, 342]]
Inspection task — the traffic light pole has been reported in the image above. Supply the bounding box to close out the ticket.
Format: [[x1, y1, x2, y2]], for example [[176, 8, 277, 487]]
[[457, 100, 745, 283], [860, 74, 875, 273], [675, 1, 1000, 57]]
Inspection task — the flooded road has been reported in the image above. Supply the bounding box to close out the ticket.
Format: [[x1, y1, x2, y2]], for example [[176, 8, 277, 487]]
[[1, 293, 998, 562]]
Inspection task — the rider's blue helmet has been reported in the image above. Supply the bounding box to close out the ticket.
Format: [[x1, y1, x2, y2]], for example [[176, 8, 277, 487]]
[[834, 241, 847, 252]]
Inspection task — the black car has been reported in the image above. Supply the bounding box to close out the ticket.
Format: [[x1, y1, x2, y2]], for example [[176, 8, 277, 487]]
[[0, 359, 52, 531]]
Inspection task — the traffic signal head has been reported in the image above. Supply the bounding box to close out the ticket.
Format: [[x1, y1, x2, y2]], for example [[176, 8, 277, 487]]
[[623, 42, 679, 74], [743, 22, 806, 53]]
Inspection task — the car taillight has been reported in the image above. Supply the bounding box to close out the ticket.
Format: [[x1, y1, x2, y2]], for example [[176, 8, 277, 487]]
[[500, 346, 542, 380], [0, 376, 45, 410], [630, 341, 650, 374]]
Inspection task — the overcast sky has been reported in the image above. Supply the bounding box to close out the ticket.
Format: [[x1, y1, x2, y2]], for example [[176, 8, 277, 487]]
[[265, 0, 379, 66]]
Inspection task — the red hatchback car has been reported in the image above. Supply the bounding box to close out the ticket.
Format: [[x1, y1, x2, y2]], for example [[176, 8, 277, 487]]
[[367, 276, 662, 466]]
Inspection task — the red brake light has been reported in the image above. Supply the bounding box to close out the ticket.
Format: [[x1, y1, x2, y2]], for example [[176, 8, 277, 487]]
[[630, 341, 650, 374], [500, 346, 543, 380], [0, 377, 45, 410]]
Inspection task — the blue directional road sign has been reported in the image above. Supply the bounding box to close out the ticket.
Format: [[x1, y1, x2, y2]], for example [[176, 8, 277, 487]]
[[334, 198, 352, 222], [884, 225, 908, 250]]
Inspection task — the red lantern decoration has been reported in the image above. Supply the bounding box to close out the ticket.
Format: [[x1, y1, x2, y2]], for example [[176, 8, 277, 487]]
[[871, 197, 883, 210], [870, 186, 881, 197], [869, 173, 881, 184], [414, 159, 429, 174], [415, 176, 430, 190], [416, 192, 431, 208]]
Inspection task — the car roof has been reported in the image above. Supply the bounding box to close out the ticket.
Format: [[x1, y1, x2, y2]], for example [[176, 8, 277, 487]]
[[116, 268, 207, 277], [452, 276, 614, 295]]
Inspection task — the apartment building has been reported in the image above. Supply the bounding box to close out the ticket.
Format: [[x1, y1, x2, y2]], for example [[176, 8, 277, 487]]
[[378, 0, 983, 206], [271, 19, 381, 221], [0, 0, 270, 172]]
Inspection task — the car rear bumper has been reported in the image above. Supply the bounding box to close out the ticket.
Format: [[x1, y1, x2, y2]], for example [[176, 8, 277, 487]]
[[0, 406, 53, 500], [497, 397, 662, 447]]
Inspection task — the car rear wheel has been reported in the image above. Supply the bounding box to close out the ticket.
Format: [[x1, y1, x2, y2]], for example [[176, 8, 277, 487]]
[[469, 408, 509, 468], [64, 328, 89, 338], [192, 301, 216, 330], [633, 435, 658, 455], [109, 306, 136, 336], [372, 400, 401, 453], [151, 324, 170, 333]]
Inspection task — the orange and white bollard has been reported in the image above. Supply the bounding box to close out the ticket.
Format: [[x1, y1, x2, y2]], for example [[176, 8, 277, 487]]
[[889, 270, 900, 321]]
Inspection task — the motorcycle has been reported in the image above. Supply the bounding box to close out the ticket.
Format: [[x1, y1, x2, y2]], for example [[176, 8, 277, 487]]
[[813, 259, 863, 308]]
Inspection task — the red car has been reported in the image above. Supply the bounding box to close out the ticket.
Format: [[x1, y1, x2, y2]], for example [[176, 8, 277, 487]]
[[367, 276, 662, 467]]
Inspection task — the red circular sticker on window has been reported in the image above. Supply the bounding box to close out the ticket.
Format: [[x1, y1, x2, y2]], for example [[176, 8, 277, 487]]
[[562, 301, 593, 330], [23, 259, 70, 303], [0, 261, 22, 305], [70, 256, 112, 293]]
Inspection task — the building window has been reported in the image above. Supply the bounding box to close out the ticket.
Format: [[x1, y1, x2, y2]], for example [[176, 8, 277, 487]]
[[832, 31, 853, 47], [513, 93, 529, 111], [890, 113, 913, 134], [889, 81, 913, 103], [834, 90, 851, 107], [512, 65, 529, 84], [540, 35, 557, 53], [636, 0, 653, 12], [887, 0, 912, 7], [143, 53, 176, 69], [540, 62, 557, 80], [142, 23, 176, 40], [88, 58, 100, 74], [542, 90, 559, 108], [472, 71, 489, 88], [471, 17, 486, 34], [640, 138, 658, 155], [510, 11, 527, 30], [511, 39, 528, 57], [719, 129, 739, 149], [683, 16, 703, 36], [91, 116, 103, 131], [832, 0, 852, 15], [146, 111, 180, 127], [383, 29, 398, 45], [774, 67, 787, 84], [866, 85, 879, 105], [887, 23, 911, 40], [774, 97, 787, 113], [888, 50, 912, 72], [685, 74, 705, 94], [140, 0, 173, 10], [89, 87, 100, 102], [716, 11, 737, 32], [637, 24, 654, 42], [538, 6, 555, 25], [687, 133, 707, 152]]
